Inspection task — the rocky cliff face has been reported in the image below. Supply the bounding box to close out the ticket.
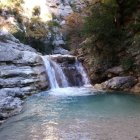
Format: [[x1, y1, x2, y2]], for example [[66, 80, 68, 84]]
[[0, 0, 90, 54], [0, 31, 48, 121]]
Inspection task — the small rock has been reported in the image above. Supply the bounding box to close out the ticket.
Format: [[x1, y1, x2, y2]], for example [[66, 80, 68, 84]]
[[53, 47, 70, 55], [106, 66, 124, 75], [131, 83, 140, 94]]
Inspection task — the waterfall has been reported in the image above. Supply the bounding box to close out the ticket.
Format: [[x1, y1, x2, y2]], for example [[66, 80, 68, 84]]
[[75, 59, 90, 85], [50, 60, 69, 87], [42, 56, 69, 88], [42, 56, 59, 88], [42, 55, 91, 89]]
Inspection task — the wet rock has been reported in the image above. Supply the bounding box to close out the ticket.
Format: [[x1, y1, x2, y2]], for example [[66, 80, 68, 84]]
[[0, 96, 23, 119], [77, 57, 85, 62], [50, 54, 75, 64], [63, 67, 83, 86]]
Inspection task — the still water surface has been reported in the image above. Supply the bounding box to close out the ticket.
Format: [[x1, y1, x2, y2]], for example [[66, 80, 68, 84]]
[[0, 87, 140, 140]]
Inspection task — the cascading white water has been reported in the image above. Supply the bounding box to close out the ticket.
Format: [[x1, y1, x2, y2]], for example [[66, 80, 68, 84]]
[[42, 55, 91, 89], [42, 56, 59, 88], [50, 60, 69, 87], [42, 56, 69, 88], [75, 59, 90, 85]]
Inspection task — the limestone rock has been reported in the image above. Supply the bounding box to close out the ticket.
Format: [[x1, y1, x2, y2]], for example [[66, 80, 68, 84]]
[[0, 30, 20, 43], [101, 76, 137, 91], [106, 66, 124, 75], [53, 47, 70, 55], [0, 96, 23, 119], [50, 54, 75, 63], [0, 37, 49, 120]]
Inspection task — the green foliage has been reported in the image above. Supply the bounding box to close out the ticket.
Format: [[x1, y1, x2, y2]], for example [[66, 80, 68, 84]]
[[121, 56, 134, 71], [27, 38, 53, 54], [82, 0, 123, 68], [12, 17, 54, 54], [25, 17, 48, 39], [83, 1, 121, 43], [0, 0, 55, 54], [122, 0, 139, 16], [47, 21, 60, 29], [81, 0, 140, 71], [13, 30, 27, 44], [131, 13, 140, 33], [132, 34, 140, 50]]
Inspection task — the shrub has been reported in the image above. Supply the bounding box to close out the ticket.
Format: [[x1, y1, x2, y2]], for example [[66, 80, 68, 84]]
[[81, 1, 123, 68], [63, 13, 83, 36], [47, 21, 60, 29], [83, 0, 122, 44], [121, 56, 134, 71], [32, 6, 41, 16]]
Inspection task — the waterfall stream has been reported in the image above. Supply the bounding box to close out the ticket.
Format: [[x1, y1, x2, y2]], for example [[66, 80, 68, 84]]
[[42, 56, 68, 88], [42, 55, 90, 89], [75, 59, 90, 85]]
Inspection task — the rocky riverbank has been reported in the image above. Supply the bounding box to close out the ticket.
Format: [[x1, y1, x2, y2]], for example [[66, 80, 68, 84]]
[[0, 31, 49, 121], [0, 33, 139, 124], [0, 0, 139, 124]]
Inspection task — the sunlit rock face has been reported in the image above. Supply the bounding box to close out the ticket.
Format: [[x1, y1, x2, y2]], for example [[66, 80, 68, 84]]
[[0, 37, 49, 94], [0, 32, 49, 120], [0, 0, 90, 54], [22, 0, 52, 22], [22, 0, 74, 22]]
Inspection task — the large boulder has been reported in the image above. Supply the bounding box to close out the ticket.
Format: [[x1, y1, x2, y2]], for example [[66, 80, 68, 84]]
[[95, 76, 137, 91]]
